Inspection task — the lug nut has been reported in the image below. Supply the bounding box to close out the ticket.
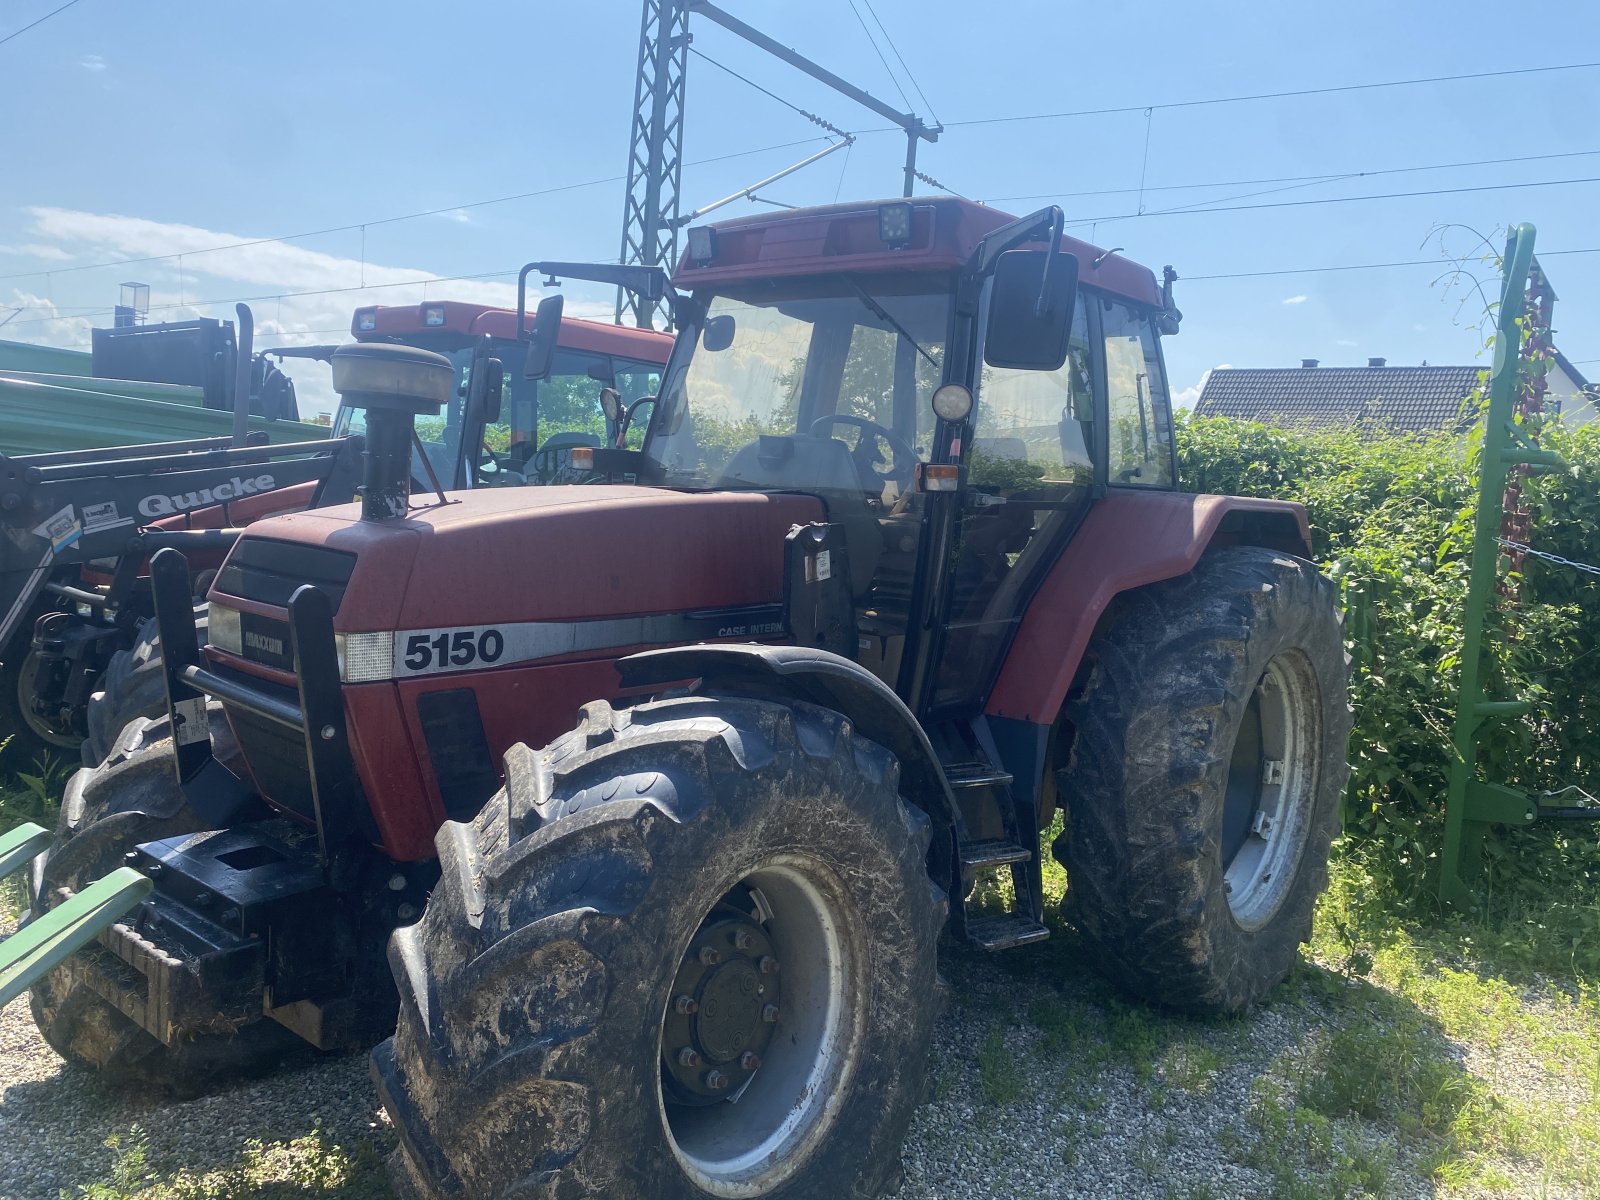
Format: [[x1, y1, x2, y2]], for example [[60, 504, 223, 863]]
[[762, 1004, 780, 1024], [740, 1051, 763, 1071], [733, 929, 754, 951], [759, 956, 780, 975], [705, 1069, 729, 1090], [674, 994, 699, 1015], [677, 1046, 702, 1068], [698, 946, 721, 966]]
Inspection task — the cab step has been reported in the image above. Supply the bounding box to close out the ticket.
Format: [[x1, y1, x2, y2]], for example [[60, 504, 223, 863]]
[[958, 838, 1032, 870], [965, 915, 1051, 952]]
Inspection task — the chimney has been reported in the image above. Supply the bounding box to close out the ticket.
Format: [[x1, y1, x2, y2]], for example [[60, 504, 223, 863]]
[[1367, 357, 1387, 367], [1300, 358, 1319, 369]]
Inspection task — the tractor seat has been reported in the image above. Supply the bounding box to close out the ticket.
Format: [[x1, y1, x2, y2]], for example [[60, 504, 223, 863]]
[[716, 435, 884, 599]]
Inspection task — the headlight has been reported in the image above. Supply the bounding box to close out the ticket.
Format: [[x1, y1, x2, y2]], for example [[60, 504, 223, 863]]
[[354, 307, 379, 333], [335, 631, 395, 683], [209, 603, 242, 655], [422, 304, 446, 327]]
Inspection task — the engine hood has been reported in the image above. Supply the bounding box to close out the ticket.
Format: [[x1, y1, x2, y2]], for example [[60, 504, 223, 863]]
[[216, 486, 824, 634]]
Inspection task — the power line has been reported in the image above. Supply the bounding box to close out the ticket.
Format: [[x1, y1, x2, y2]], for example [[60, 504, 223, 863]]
[[0, 136, 832, 285], [0, 0, 85, 48], [935, 61, 1600, 130], [858, 0, 939, 124], [1064, 175, 1600, 226], [986, 148, 1600, 205], [844, 0, 912, 111], [688, 48, 853, 139], [1183, 246, 1600, 282]]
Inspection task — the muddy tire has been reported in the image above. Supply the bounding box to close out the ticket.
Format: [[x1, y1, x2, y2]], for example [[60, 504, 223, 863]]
[[83, 609, 209, 766], [1053, 547, 1351, 1013], [28, 706, 303, 1097], [374, 694, 946, 1200]]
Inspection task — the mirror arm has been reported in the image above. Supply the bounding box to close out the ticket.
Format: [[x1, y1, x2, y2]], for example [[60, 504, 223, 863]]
[[967, 205, 1065, 280], [1033, 208, 1064, 316], [516, 261, 679, 331]]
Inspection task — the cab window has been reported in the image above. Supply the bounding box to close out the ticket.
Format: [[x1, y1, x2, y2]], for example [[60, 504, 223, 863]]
[[1100, 298, 1175, 488]]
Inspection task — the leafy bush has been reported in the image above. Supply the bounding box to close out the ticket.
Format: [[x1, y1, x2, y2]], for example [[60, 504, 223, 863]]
[[1175, 411, 1600, 931]]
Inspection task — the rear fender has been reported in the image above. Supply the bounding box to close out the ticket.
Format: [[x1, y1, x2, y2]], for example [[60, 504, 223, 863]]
[[987, 491, 1311, 726], [618, 644, 961, 894]]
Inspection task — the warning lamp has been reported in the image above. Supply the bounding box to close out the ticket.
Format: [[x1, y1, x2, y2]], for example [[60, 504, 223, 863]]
[[422, 304, 446, 327], [570, 447, 596, 471], [354, 307, 378, 333], [918, 463, 961, 492], [686, 225, 718, 266], [878, 202, 914, 249]]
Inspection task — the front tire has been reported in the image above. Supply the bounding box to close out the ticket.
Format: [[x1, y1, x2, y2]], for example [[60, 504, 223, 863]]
[[84, 609, 210, 765], [1054, 547, 1351, 1013], [375, 694, 946, 1199], [28, 707, 303, 1096]]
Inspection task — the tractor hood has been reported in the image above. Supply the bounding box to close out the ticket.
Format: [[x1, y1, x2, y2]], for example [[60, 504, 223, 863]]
[[211, 486, 823, 636]]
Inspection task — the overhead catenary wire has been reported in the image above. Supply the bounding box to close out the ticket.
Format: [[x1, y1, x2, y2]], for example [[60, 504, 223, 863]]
[[857, 0, 939, 124], [688, 48, 854, 140], [1183, 246, 1600, 282], [0, 0, 85, 48], [844, 0, 912, 112]]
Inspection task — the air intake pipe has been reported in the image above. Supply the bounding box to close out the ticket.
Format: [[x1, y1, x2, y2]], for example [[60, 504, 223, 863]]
[[330, 343, 454, 521]]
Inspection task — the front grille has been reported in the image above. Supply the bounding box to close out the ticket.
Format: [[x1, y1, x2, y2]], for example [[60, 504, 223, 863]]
[[216, 538, 356, 611], [221, 671, 318, 823]]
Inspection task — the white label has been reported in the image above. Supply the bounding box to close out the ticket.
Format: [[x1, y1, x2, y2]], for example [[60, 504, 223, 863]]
[[33, 504, 81, 553], [81, 500, 131, 533], [173, 697, 210, 746], [815, 549, 832, 581]]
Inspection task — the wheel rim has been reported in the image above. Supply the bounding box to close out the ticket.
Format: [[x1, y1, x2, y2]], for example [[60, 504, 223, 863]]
[[658, 857, 861, 1196], [1222, 651, 1321, 930], [15, 649, 79, 750]]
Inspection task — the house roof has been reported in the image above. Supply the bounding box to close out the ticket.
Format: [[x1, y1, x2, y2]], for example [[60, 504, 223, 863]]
[[1194, 365, 1486, 433]]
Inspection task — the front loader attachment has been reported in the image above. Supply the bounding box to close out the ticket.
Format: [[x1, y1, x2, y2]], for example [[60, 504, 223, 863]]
[[0, 821, 151, 1007]]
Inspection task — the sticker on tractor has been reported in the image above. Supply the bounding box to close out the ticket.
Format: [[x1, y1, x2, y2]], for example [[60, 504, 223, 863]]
[[32, 505, 82, 553], [390, 607, 788, 679], [81, 500, 132, 534], [173, 697, 210, 746]]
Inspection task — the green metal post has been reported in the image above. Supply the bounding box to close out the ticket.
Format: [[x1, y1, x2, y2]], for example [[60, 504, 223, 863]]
[[0, 821, 153, 1007], [1439, 224, 1565, 906]]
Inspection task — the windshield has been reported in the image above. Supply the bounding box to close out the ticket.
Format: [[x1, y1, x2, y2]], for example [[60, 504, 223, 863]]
[[649, 280, 949, 498], [333, 338, 663, 487]]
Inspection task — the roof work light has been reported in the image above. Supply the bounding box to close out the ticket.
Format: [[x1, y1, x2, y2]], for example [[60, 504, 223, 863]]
[[878, 202, 913, 249], [686, 225, 718, 266]]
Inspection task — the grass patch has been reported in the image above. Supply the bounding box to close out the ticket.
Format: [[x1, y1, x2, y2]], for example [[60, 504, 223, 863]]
[[976, 1025, 1023, 1105], [64, 1126, 390, 1200]]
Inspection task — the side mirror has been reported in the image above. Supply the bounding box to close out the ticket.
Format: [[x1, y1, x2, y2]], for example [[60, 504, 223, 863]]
[[522, 293, 565, 380], [481, 359, 504, 423], [984, 249, 1078, 372], [599, 386, 621, 423], [702, 314, 735, 353]]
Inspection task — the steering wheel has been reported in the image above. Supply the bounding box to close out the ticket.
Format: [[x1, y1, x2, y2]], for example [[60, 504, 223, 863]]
[[809, 414, 918, 489]]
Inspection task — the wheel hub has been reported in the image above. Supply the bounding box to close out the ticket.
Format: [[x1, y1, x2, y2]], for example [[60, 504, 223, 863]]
[[662, 915, 780, 1104]]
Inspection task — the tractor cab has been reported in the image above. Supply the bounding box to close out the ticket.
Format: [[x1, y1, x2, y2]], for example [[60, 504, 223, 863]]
[[627, 198, 1179, 710], [330, 301, 670, 489]]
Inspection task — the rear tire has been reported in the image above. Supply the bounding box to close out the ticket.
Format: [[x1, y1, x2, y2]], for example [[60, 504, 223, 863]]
[[1054, 547, 1350, 1013], [28, 706, 303, 1097], [83, 609, 209, 766], [374, 694, 946, 1199]]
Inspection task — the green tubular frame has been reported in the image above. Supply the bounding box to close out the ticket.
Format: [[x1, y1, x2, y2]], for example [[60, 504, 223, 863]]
[[0, 821, 152, 1008], [1439, 223, 1567, 906]]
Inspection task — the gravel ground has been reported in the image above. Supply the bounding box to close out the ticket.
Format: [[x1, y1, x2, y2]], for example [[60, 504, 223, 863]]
[[0, 922, 1588, 1199]]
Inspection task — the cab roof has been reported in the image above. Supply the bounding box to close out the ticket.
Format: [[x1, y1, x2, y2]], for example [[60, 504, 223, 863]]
[[673, 196, 1163, 309], [352, 302, 672, 362]]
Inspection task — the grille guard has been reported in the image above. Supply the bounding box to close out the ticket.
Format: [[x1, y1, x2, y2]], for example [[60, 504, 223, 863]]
[[151, 546, 359, 862]]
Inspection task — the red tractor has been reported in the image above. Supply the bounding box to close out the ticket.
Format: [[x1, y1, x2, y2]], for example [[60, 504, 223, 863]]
[[30, 199, 1348, 1199]]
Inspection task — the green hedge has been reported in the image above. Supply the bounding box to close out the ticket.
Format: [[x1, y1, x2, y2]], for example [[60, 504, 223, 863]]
[[1175, 412, 1600, 921]]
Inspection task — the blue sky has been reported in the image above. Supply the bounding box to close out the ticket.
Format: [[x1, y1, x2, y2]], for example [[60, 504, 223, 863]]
[[1, 0, 1596, 413]]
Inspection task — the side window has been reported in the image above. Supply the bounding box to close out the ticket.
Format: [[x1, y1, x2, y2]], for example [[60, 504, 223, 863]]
[[973, 299, 1093, 493], [1101, 299, 1175, 488], [614, 358, 663, 450]]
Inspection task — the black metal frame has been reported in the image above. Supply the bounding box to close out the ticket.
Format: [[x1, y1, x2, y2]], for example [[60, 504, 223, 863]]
[[152, 548, 357, 862]]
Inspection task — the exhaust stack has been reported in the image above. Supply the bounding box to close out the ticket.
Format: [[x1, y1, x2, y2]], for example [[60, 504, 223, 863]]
[[330, 343, 453, 521]]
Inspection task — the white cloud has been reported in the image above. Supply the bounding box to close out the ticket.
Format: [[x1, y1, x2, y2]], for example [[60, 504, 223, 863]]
[[438, 209, 472, 225], [79, 54, 105, 71], [1, 290, 93, 348], [1335, 338, 1358, 348], [0, 242, 73, 261], [1172, 364, 1230, 410], [1281, 294, 1308, 306]]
